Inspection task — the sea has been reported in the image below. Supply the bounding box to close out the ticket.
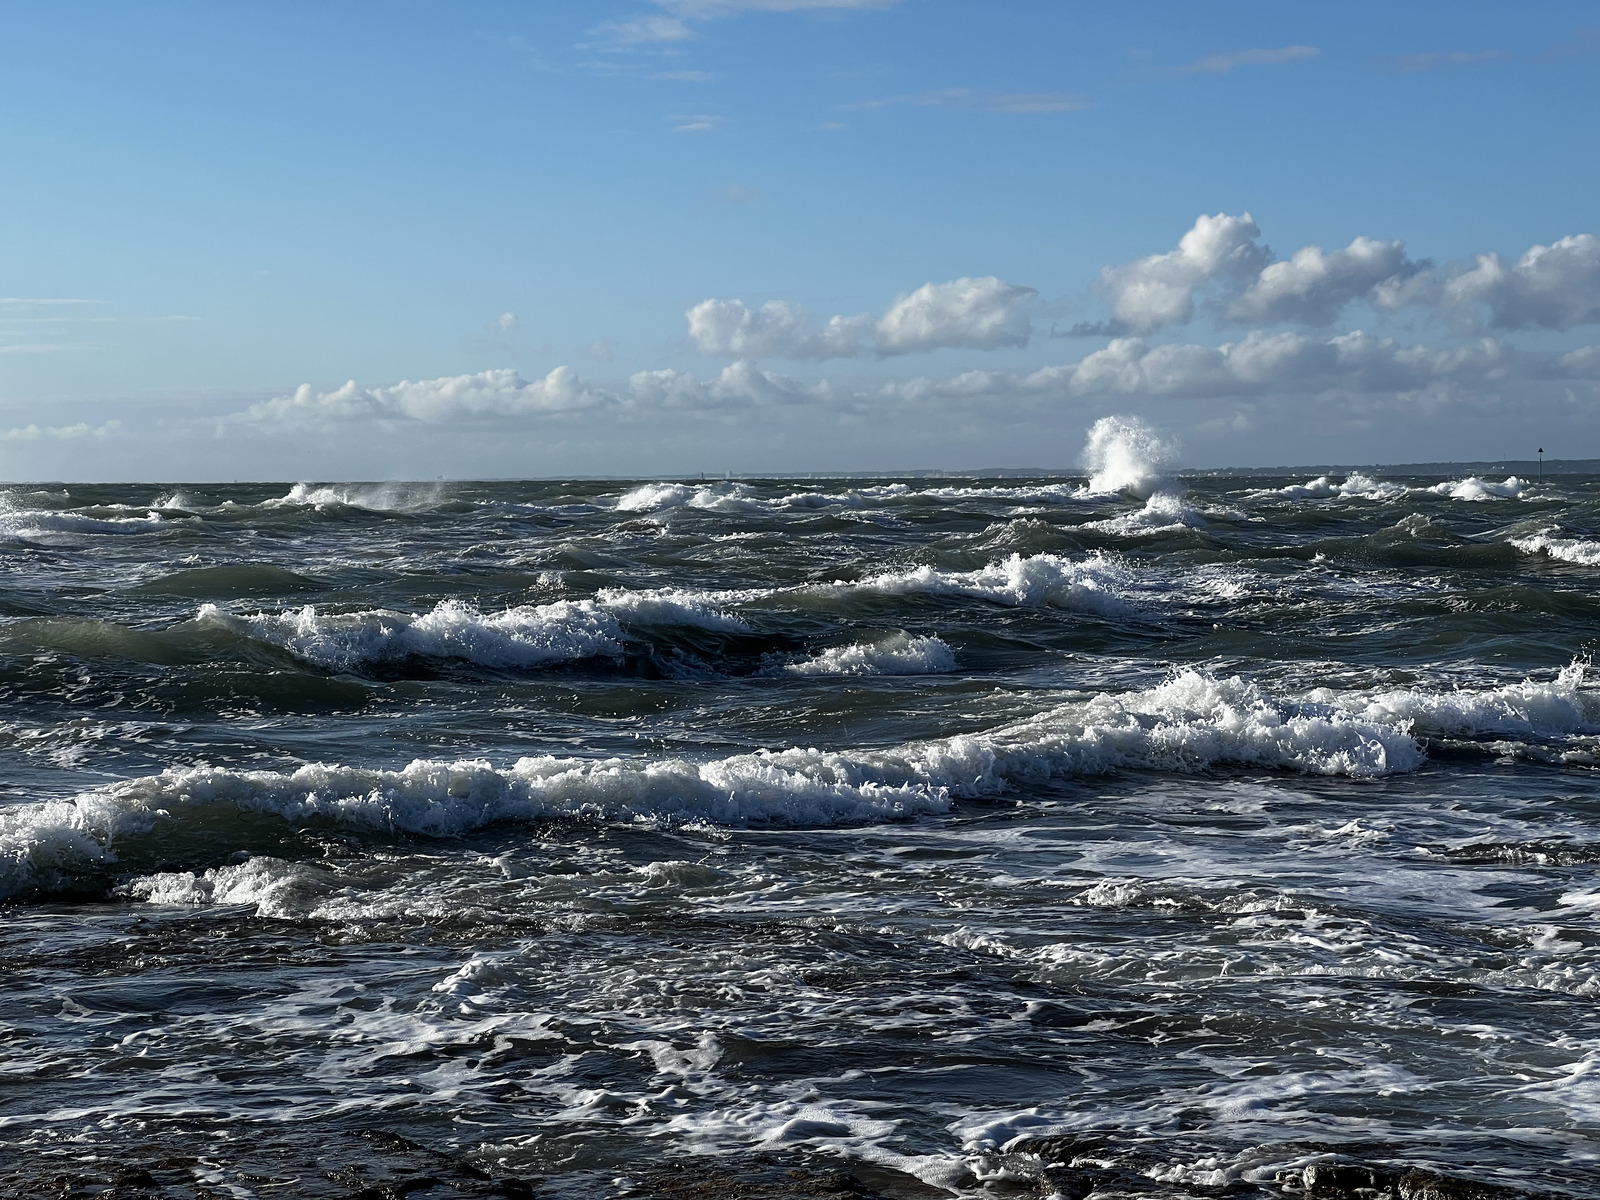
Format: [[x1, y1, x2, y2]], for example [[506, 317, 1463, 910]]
[[4, 430, 1600, 1197]]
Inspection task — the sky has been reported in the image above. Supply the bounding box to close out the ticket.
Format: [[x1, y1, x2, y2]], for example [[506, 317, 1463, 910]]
[[1, 0, 1597, 481]]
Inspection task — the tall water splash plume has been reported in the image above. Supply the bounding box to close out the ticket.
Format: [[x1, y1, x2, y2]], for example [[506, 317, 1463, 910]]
[[1081, 415, 1179, 499]]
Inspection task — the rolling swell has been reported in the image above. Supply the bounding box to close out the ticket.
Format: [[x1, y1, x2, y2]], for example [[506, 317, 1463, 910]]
[[25, 664, 1598, 902]]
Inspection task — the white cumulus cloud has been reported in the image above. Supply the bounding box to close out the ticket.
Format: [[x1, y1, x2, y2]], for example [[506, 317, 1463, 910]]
[[1229, 236, 1421, 325], [881, 331, 1597, 404], [243, 368, 614, 425], [629, 359, 823, 408], [1078, 216, 1600, 334], [875, 276, 1037, 354], [687, 275, 1036, 359], [1440, 234, 1600, 330], [1090, 212, 1269, 334]]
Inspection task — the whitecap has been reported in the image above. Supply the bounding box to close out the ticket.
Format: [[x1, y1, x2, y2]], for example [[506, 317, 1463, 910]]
[[1511, 530, 1600, 566], [1320, 662, 1600, 739], [1424, 476, 1525, 502], [778, 633, 956, 676], [197, 597, 624, 671], [813, 551, 1135, 615], [1268, 474, 1406, 501], [1, 668, 1431, 901], [262, 482, 445, 512], [593, 585, 762, 631]]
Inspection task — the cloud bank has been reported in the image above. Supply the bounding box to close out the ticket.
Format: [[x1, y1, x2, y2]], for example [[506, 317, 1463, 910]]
[[687, 276, 1037, 359], [211, 210, 1598, 466], [1071, 214, 1600, 335]]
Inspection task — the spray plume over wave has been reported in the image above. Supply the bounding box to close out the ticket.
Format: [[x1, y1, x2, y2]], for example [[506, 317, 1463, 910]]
[[1080, 414, 1178, 499]]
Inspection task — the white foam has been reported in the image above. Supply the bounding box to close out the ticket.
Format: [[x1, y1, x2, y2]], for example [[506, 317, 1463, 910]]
[[120, 856, 337, 919], [1320, 662, 1600, 738], [1511, 531, 1600, 566], [1269, 474, 1406, 501], [887, 482, 1089, 505], [1, 668, 1439, 901], [1083, 491, 1206, 534], [593, 585, 759, 631], [614, 482, 766, 514], [815, 551, 1135, 615], [197, 597, 624, 670], [1424, 476, 1525, 501], [779, 633, 956, 676], [0, 504, 170, 537], [262, 482, 445, 512], [1080, 415, 1177, 498]]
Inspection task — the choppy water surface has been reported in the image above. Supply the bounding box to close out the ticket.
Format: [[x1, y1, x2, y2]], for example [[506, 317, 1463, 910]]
[[4, 464, 1600, 1195]]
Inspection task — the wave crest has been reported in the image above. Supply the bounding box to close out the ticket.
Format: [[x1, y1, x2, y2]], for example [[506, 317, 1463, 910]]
[[197, 598, 624, 671], [1, 668, 1442, 903]]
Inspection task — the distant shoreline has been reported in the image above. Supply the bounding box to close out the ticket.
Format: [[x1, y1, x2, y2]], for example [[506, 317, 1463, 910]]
[[3, 460, 1594, 486]]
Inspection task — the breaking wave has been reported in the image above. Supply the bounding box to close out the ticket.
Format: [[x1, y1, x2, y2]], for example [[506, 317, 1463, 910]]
[[1270, 474, 1407, 501], [261, 482, 446, 512], [592, 585, 760, 631], [1080, 415, 1177, 499], [1511, 531, 1600, 566], [1319, 662, 1600, 739], [813, 552, 1135, 615], [778, 633, 956, 676], [0, 668, 1454, 901], [197, 598, 624, 671], [1425, 476, 1526, 502]]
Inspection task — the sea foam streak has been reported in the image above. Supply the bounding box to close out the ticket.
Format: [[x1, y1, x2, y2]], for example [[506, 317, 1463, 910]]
[[2, 669, 1433, 902]]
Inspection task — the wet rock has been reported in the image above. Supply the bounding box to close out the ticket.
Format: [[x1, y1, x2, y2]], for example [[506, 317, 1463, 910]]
[[1285, 1159, 1558, 1200], [615, 1157, 898, 1198], [0, 1128, 533, 1199]]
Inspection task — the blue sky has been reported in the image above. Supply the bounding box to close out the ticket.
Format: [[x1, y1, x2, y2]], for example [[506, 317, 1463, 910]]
[[1, 0, 1596, 480]]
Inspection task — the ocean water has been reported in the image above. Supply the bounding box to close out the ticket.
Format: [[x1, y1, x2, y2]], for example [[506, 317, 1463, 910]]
[[3, 454, 1600, 1195]]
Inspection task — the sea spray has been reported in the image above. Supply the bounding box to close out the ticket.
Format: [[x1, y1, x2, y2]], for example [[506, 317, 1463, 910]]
[[1080, 415, 1179, 499]]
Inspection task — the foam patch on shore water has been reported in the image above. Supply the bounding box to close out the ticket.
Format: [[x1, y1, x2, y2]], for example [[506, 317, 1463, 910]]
[[779, 633, 956, 676], [198, 598, 624, 670], [2, 668, 1446, 903], [816, 551, 1135, 615], [1511, 531, 1600, 566], [1424, 476, 1525, 502]]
